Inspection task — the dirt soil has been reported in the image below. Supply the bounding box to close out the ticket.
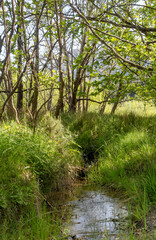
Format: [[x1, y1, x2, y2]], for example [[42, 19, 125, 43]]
[[146, 208, 156, 235], [135, 207, 156, 239]]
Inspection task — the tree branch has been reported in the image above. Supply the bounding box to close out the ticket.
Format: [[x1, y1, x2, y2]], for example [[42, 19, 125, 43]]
[[67, 0, 153, 72]]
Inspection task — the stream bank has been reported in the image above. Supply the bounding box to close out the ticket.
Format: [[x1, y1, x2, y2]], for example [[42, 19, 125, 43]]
[[61, 112, 156, 239]]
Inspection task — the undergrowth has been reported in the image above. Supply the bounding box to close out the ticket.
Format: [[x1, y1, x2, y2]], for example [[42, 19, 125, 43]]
[[0, 109, 155, 239], [0, 206, 67, 240], [0, 116, 81, 239], [61, 112, 156, 225]]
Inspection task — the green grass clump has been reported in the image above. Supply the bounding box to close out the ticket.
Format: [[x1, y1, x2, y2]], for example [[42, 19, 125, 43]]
[[0, 206, 67, 240], [61, 112, 156, 222], [91, 128, 156, 220], [0, 118, 80, 195], [0, 117, 81, 238]]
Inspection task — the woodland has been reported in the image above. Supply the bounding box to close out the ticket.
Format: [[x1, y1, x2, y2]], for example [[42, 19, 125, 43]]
[[0, 0, 156, 239]]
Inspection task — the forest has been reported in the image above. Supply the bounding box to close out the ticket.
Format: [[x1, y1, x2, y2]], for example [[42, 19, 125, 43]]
[[0, 0, 156, 239]]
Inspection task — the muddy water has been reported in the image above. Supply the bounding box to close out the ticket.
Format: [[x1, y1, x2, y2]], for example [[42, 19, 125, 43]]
[[65, 185, 129, 240]]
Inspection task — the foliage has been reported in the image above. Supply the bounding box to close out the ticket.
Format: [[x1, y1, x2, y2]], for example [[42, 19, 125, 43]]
[[0, 0, 156, 121], [0, 117, 81, 238], [0, 206, 68, 240], [62, 110, 156, 222], [0, 102, 155, 238]]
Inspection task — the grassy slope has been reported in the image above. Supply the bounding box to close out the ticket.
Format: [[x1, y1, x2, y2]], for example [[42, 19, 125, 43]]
[[0, 117, 81, 239], [0, 101, 155, 239], [61, 104, 156, 226]]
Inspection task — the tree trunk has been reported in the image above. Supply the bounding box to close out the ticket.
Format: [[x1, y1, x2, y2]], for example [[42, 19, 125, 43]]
[[70, 79, 80, 112], [83, 70, 87, 112], [31, 64, 39, 119], [100, 102, 107, 114], [31, 3, 39, 119], [78, 84, 82, 112], [85, 85, 90, 112], [111, 83, 122, 114], [69, 40, 96, 112], [17, 0, 23, 112], [47, 19, 54, 111], [55, 0, 64, 118], [63, 35, 72, 109], [1, 0, 18, 120]]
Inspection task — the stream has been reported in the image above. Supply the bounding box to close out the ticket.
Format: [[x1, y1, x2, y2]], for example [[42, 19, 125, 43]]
[[50, 184, 130, 240], [67, 190, 129, 239], [49, 184, 129, 240]]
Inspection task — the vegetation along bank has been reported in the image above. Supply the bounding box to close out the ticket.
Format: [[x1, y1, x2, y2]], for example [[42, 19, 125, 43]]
[[0, 106, 155, 239], [0, 0, 156, 238]]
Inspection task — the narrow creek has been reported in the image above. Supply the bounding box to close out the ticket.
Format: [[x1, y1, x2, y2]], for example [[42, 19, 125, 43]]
[[50, 184, 130, 240]]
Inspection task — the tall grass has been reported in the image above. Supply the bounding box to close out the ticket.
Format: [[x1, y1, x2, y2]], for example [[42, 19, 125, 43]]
[[0, 206, 68, 240], [88, 99, 156, 116], [0, 102, 155, 238], [61, 111, 156, 224], [0, 117, 81, 239]]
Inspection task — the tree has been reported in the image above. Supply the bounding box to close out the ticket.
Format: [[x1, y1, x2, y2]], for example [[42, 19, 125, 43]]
[[17, 0, 23, 112], [0, 0, 155, 121], [66, 0, 156, 110], [55, 0, 64, 118]]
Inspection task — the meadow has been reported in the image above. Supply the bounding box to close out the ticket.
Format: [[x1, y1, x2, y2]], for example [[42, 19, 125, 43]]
[[0, 101, 155, 239]]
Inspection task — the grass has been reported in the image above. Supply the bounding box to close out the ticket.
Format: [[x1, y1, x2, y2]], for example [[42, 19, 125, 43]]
[[0, 206, 68, 240], [0, 101, 155, 239], [61, 104, 156, 227], [0, 116, 81, 239], [114, 101, 156, 116], [88, 99, 156, 116]]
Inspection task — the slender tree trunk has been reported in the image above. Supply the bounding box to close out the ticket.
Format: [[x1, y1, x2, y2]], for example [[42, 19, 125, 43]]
[[70, 39, 96, 112], [55, 0, 64, 118], [47, 19, 54, 111], [78, 84, 82, 112], [63, 35, 72, 109], [70, 28, 86, 112], [100, 91, 108, 114], [70, 78, 80, 112], [0, 50, 36, 121], [85, 55, 95, 112], [31, 64, 39, 118], [0, 0, 15, 86], [1, 0, 19, 121], [83, 70, 87, 112], [31, 4, 39, 119], [17, 0, 23, 112], [100, 102, 107, 114], [85, 85, 90, 112], [111, 82, 122, 114], [70, 36, 74, 110]]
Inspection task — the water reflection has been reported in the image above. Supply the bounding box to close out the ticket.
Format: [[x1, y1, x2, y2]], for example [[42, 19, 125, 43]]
[[67, 189, 129, 240]]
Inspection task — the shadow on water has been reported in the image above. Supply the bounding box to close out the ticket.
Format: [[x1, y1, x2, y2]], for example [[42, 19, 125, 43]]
[[49, 184, 130, 240]]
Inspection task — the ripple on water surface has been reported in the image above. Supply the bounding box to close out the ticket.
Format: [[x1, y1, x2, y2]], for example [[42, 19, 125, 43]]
[[67, 189, 129, 240]]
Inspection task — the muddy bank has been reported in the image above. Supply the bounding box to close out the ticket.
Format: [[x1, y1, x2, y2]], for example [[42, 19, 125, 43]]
[[134, 208, 156, 239]]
